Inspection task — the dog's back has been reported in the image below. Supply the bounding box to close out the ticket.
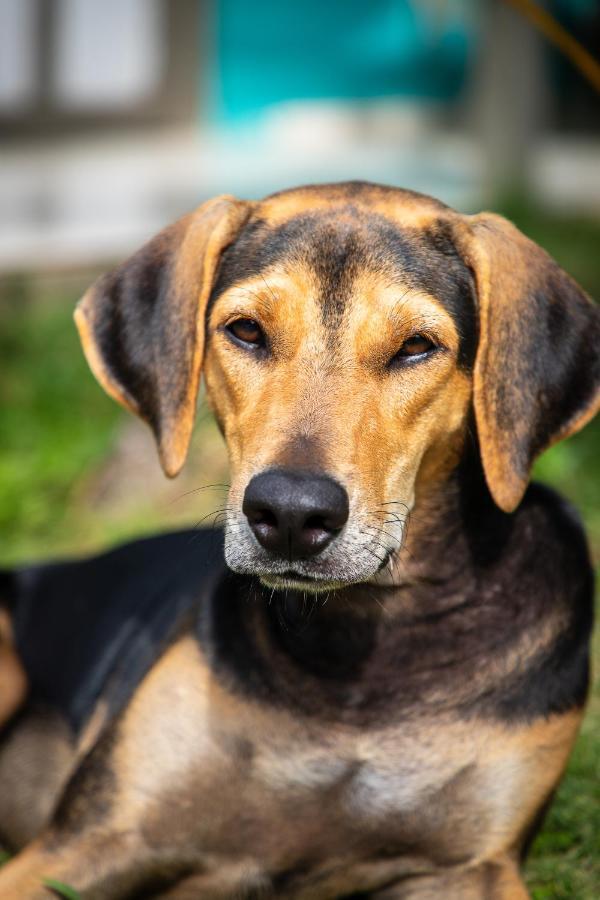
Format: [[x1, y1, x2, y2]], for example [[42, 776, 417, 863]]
[[5, 530, 225, 731]]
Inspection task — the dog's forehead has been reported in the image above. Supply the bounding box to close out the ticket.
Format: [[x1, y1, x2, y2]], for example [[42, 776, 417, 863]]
[[246, 184, 454, 273], [260, 180, 444, 219], [212, 184, 476, 365]]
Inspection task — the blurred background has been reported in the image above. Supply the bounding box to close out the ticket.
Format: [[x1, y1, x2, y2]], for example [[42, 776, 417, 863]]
[[0, 2, 599, 895]]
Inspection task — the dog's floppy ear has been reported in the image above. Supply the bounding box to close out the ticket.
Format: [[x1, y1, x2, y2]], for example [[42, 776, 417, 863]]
[[463, 212, 600, 513], [75, 195, 251, 477]]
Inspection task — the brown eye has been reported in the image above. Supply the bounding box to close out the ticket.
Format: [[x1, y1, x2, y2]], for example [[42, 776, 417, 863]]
[[392, 334, 436, 363], [225, 318, 265, 348]]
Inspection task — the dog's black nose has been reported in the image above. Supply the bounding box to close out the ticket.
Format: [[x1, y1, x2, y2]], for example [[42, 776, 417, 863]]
[[242, 469, 349, 560]]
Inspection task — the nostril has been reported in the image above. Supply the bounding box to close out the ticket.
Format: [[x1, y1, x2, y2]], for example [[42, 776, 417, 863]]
[[304, 514, 325, 530], [246, 507, 278, 529], [304, 514, 339, 534]]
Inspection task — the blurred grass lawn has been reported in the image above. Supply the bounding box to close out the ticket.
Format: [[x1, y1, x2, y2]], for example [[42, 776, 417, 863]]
[[0, 203, 598, 898]]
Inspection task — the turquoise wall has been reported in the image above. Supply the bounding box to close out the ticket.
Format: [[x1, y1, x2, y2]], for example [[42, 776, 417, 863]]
[[214, 0, 476, 122]]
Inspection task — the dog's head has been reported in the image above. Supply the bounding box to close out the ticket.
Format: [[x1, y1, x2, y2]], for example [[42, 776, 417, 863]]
[[76, 183, 600, 591]]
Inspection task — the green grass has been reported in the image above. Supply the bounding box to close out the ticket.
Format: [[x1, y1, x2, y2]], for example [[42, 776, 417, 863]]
[[0, 202, 598, 897], [0, 274, 230, 562], [43, 879, 82, 900], [0, 276, 122, 561], [525, 610, 600, 899]]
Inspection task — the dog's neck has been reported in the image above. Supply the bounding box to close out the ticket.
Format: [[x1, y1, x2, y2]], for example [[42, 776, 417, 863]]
[[257, 443, 510, 621], [377, 442, 508, 592], [206, 447, 518, 717]]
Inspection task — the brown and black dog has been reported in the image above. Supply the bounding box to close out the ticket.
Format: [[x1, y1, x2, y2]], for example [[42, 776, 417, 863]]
[[0, 182, 599, 898]]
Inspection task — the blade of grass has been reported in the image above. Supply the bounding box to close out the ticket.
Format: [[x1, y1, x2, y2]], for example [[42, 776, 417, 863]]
[[43, 878, 81, 900]]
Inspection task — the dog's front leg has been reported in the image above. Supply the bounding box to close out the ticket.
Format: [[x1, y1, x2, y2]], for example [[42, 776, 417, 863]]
[[0, 829, 152, 899], [371, 857, 530, 900]]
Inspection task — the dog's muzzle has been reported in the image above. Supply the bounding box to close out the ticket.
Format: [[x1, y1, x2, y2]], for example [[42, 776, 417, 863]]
[[225, 468, 406, 591]]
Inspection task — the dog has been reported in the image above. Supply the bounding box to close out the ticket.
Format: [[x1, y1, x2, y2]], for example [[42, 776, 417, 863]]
[[0, 182, 598, 898]]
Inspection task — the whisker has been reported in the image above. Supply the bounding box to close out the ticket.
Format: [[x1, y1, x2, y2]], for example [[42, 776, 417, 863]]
[[168, 483, 230, 506], [260, 274, 280, 305], [361, 545, 386, 567], [361, 525, 403, 546]]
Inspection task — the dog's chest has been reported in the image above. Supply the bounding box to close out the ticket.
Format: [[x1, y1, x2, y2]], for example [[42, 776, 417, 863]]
[[112, 636, 568, 894]]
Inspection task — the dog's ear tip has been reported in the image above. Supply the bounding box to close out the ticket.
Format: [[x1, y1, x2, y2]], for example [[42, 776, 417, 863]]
[[479, 441, 527, 513], [488, 482, 524, 515], [159, 452, 185, 479], [161, 460, 184, 479], [157, 427, 192, 479]]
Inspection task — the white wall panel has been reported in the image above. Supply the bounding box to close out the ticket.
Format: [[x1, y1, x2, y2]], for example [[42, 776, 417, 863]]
[[53, 0, 164, 108]]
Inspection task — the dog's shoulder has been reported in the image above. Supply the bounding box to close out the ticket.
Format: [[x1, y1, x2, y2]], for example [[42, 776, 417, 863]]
[[486, 481, 594, 721], [466, 474, 594, 592], [515, 480, 594, 586], [9, 528, 226, 733], [505, 479, 594, 653]]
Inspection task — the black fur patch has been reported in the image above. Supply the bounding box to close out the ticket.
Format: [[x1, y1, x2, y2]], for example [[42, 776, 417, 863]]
[[12, 529, 225, 734]]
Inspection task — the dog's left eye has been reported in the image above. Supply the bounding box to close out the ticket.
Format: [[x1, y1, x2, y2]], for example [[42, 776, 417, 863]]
[[392, 334, 436, 363], [225, 318, 265, 348]]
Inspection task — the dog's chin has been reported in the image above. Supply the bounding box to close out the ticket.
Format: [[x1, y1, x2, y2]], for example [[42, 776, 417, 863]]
[[258, 572, 356, 594]]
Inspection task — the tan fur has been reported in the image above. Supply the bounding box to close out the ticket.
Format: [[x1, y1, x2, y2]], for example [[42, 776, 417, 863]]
[[257, 187, 443, 232], [205, 265, 472, 578]]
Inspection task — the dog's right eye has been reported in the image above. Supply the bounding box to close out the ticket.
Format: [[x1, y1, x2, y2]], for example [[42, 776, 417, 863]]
[[225, 318, 265, 349]]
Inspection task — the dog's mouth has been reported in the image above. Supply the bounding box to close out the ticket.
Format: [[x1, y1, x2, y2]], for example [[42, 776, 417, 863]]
[[256, 548, 393, 593], [259, 571, 352, 593]]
